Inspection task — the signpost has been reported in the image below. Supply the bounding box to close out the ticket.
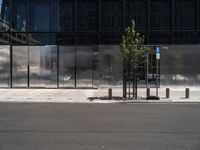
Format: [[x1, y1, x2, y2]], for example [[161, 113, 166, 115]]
[[156, 47, 160, 97]]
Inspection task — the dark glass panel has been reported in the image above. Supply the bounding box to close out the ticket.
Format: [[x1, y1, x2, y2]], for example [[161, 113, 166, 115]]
[[174, 0, 196, 30], [11, 0, 27, 32], [150, 0, 171, 30], [76, 33, 98, 45], [0, 33, 9, 44], [60, 0, 74, 32], [28, 33, 51, 45], [30, 0, 51, 32], [77, 0, 98, 31], [100, 0, 122, 32], [51, 0, 60, 32], [149, 31, 172, 44], [0, 0, 10, 31], [53, 33, 75, 45], [125, 0, 147, 30], [10, 33, 27, 45], [174, 32, 197, 44], [100, 32, 121, 45]]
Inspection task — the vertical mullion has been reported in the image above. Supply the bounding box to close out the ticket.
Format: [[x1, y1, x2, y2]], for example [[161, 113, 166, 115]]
[[75, 0, 77, 88], [172, 0, 175, 44], [10, 46, 12, 88], [98, 0, 101, 45], [147, 0, 150, 45], [57, 45, 59, 88], [122, 0, 125, 30]]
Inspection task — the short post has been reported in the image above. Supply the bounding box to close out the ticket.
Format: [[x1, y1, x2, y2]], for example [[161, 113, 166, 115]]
[[185, 88, 189, 99], [108, 88, 112, 100], [166, 88, 170, 99], [147, 88, 150, 97]]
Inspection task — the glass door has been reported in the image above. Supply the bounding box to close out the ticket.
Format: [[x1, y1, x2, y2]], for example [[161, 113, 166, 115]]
[[29, 45, 57, 88], [12, 46, 28, 88]]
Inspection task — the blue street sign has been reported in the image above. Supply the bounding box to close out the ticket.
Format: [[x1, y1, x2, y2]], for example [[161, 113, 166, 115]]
[[156, 47, 160, 54]]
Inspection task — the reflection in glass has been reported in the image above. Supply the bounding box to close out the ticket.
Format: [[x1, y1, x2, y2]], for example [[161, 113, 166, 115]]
[[0, 45, 10, 87], [11, 0, 27, 32], [160, 45, 200, 88], [98, 45, 123, 88], [59, 46, 75, 88], [0, 0, 10, 31], [12, 46, 28, 87], [0, 33, 9, 44], [30, 0, 50, 32], [29, 46, 44, 87], [76, 46, 93, 88], [44, 45, 57, 88], [29, 46, 57, 88]]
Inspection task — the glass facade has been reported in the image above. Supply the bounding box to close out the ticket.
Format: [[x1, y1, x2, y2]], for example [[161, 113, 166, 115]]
[[0, 0, 200, 88]]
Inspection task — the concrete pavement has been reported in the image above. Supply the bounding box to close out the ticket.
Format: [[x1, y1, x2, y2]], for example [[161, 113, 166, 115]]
[[0, 88, 200, 103]]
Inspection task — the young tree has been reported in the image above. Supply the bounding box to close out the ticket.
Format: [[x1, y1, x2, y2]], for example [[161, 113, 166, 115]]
[[120, 19, 147, 99]]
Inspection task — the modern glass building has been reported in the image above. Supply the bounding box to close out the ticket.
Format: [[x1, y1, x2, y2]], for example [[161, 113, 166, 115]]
[[0, 0, 200, 88]]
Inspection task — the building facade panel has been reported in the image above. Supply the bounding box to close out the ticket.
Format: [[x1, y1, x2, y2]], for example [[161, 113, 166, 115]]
[[0, 0, 200, 88]]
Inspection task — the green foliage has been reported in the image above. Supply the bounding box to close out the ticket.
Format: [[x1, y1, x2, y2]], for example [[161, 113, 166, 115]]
[[120, 19, 147, 71]]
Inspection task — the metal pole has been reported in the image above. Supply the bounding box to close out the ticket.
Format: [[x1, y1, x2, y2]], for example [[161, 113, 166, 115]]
[[146, 49, 149, 88], [156, 56, 158, 97]]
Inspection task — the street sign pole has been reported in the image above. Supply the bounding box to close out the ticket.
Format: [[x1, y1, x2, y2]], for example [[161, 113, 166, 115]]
[[156, 47, 160, 97]]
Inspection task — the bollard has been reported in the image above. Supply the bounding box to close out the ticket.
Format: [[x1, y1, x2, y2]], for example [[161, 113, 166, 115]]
[[108, 88, 112, 100], [185, 88, 189, 99], [166, 88, 170, 99], [147, 88, 150, 97]]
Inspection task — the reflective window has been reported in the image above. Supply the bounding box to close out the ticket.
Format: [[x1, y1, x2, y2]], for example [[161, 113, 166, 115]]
[[60, 0, 74, 31], [149, 31, 172, 44], [59, 46, 75, 88], [76, 33, 98, 45], [101, 0, 122, 32], [77, 0, 98, 31], [53, 33, 75, 45], [28, 33, 51, 45], [11, 0, 27, 32], [98, 45, 123, 88], [10, 33, 27, 45], [0, 33, 9, 44], [174, 32, 197, 44], [51, 0, 60, 32], [126, 0, 147, 30], [174, 0, 196, 30], [150, 0, 171, 30], [30, 0, 51, 32], [100, 33, 121, 45], [12, 46, 28, 87], [0, 0, 10, 31], [0, 45, 10, 87], [76, 46, 93, 88]]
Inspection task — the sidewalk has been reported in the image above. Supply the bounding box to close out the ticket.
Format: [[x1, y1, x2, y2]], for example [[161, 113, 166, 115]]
[[0, 88, 200, 103]]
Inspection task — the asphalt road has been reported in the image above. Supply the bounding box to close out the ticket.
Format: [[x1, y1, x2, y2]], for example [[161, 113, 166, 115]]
[[0, 103, 200, 150]]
